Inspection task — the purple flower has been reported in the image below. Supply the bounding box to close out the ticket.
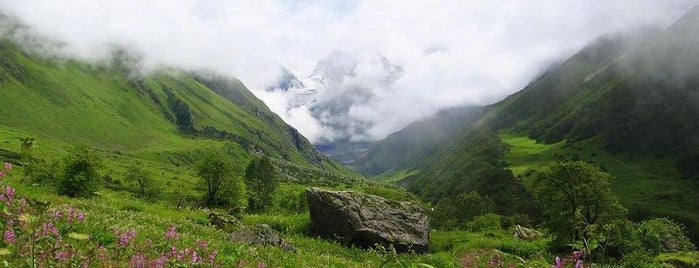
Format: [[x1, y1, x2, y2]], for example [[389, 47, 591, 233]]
[[130, 253, 146, 268], [572, 250, 582, 261], [164, 225, 179, 240], [551, 256, 564, 268], [3, 230, 15, 243], [118, 229, 137, 247], [55, 251, 69, 261], [208, 250, 218, 264], [0, 170, 5, 178], [575, 260, 583, 268], [77, 212, 85, 221], [154, 255, 168, 268], [3, 162, 11, 170]]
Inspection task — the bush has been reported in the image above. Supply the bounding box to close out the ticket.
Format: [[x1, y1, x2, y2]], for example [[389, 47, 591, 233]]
[[466, 213, 504, 232], [124, 165, 160, 200], [197, 152, 245, 207], [57, 145, 102, 198], [636, 218, 696, 254]]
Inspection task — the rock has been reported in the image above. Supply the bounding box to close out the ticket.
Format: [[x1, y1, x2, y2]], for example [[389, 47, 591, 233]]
[[513, 224, 542, 240], [306, 187, 429, 253], [228, 224, 295, 251], [209, 211, 242, 232]]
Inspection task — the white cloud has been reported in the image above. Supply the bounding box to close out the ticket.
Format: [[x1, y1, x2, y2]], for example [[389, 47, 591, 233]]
[[0, 0, 696, 142]]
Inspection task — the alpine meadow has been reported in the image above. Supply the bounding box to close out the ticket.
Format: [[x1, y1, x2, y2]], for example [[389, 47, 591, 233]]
[[0, 1, 698, 268]]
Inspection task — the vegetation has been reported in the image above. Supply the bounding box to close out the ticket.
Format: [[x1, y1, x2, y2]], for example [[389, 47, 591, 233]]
[[244, 156, 278, 212], [57, 145, 102, 198]]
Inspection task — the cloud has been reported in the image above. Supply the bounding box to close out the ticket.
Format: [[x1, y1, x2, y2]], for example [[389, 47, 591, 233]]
[[0, 0, 696, 142]]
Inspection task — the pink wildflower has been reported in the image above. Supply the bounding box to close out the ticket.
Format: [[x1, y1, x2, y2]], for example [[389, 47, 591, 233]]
[[55, 251, 69, 261], [77, 211, 85, 221], [3, 162, 11, 170], [575, 260, 583, 268], [0, 170, 5, 178], [208, 250, 218, 264], [118, 229, 137, 247], [258, 261, 266, 268], [130, 253, 146, 268], [3, 230, 15, 243], [572, 250, 582, 261], [97, 246, 108, 260], [551, 256, 564, 268], [164, 225, 179, 240], [154, 255, 168, 268]]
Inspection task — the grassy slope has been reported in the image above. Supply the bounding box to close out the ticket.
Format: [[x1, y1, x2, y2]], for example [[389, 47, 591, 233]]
[[500, 130, 699, 230]]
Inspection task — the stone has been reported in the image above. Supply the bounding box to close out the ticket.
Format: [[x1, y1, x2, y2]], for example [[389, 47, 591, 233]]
[[228, 224, 295, 251], [209, 211, 242, 232], [306, 187, 429, 253], [513, 224, 542, 240]]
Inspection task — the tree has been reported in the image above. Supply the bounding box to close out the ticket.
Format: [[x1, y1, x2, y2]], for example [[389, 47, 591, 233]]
[[431, 191, 494, 230], [197, 152, 241, 206], [125, 165, 159, 200], [244, 156, 278, 212], [57, 145, 102, 198], [534, 161, 627, 255]]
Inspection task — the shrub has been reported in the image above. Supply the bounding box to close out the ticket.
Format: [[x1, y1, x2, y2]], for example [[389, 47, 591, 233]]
[[636, 217, 696, 254], [466, 213, 504, 232], [57, 145, 102, 198], [124, 165, 160, 200]]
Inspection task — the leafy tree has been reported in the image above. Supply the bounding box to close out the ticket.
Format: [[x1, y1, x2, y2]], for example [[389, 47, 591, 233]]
[[197, 152, 244, 207], [431, 191, 494, 230], [534, 161, 627, 255], [125, 165, 160, 200], [57, 145, 102, 198], [244, 156, 278, 212]]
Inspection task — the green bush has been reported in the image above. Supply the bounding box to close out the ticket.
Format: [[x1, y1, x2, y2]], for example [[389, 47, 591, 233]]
[[466, 213, 504, 232], [56, 145, 102, 198], [636, 218, 696, 254], [124, 165, 160, 200], [244, 156, 278, 212], [197, 152, 245, 208]]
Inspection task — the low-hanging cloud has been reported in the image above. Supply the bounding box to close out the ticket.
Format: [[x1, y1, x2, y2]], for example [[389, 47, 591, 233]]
[[0, 0, 696, 142]]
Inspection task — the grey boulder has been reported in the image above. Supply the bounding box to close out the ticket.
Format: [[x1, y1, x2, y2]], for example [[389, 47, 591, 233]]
[[306, 187, 429, 253]]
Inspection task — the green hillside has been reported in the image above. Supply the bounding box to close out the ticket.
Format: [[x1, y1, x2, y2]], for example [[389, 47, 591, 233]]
[[385, 6, 699, 246], [0, 39, 341, 173]]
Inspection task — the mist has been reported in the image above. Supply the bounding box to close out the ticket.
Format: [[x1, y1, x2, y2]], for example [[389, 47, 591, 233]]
[[0, 0, 696, 142]]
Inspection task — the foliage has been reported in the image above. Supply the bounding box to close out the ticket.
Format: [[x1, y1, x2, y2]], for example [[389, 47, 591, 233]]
[[533, 161, 627, 256], [197, 152, 245, 207], [466, 213, 504, 232], [57, 145, 102, 198], [244, 156, 278, 212], [124, 165, 160, 200], [636, 218, 696, 254], [431, 191, 493, 230]]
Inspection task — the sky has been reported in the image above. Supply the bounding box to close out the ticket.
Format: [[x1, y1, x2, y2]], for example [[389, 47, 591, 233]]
[[0, 0, 696, 142]]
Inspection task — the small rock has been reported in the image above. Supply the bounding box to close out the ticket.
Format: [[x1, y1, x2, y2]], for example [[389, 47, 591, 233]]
[[513, 224, 542, 240], [228, 224, 295, 252], [209, 211, 242, 232]]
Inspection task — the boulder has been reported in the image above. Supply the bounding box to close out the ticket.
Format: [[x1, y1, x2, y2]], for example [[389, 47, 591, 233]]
[[306, 188, 429, 253], [227, 224, 295, 251], [513, 224, 542, 240]]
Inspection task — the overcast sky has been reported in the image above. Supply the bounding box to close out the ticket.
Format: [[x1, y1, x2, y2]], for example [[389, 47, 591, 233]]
[[0, 0, 696, 142]]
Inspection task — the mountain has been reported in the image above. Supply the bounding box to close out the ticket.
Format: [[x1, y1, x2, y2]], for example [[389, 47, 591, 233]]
[[351, 106, 483, 176], [0, 36, 344, 174], [369, 6, 699, 241]]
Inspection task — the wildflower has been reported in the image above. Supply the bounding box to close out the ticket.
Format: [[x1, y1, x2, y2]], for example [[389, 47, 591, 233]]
[[154, 255, 168, 268], [191, 251, 202, 264], [0, 171, 4, 178], [551, 256, 564, 268], [258, 261, 266, 268], [130, 253, 146, 268], [208, 250, 218, 264], [196, 240, 208, 249], [55, 251, 69, 261], [572, 250, 582, 261], [3, 162, 11, 170], [3, 230, 15, 243], [97, 246, 108, 260], [575, 260, 583, 268], [76, 212, 85, 221], [4, 186, 14, 200], [164, 225, 179, 240], [42, 221, 60, 237], [118, 229, 137, 247]]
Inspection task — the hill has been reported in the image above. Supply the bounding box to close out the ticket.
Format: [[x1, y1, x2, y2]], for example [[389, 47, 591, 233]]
[[375, 6, 699, 242]]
